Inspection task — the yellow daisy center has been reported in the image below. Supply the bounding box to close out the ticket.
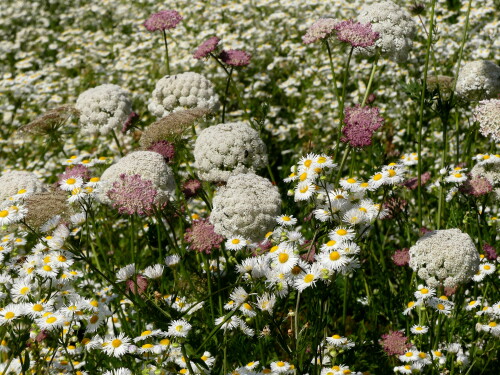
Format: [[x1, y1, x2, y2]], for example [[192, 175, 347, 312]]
[[0, 210, 8, 218], [278, 253, 289, 263], [304, 274, 314, 283], [111, 339, 122, 348], [329, 251, 340, 261]]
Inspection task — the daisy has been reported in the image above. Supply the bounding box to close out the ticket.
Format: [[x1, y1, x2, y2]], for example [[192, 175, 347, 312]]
[[342, 208, 366, 225], [403, 300, 421, 315], [368, 172, 387, 190], [479, 263, 496, 275], [37, 264, 59, 278], [294, 264, 321, 292], [59, 177, 84, 191], [116, 264, 136, 282], [317, 249, 351, 272], [36, 312, 65, 331], [143, 264, 164, 279], [410, 325, 429, 335], [68, 187, 88, 203], [11, 278, 35, 302], [399, 349, 419, 362], [276, 214, 297, 226], [226, 236, 248, 251], [240, 302, 257, 317], [382, 165, 406, 185], [414, 285, 435, 300], [297, 153, 319, 172], [465, 299, 482, 311], [0, 207, 20, 226], [270, 360, 291, 373], [86, 177, 101, 188], [12, 188, 31, 201], [134, 329, 163, 343], [315, 154, 335, 170], [295, 181, 315, 201], [271, 247, 299, 274], [256, 293, 276, 313], [445, 172, 467, 183], [340, 177, 361, 192], [167, 319, 192, 338], [313, 207, 332, 222], [339, 241, 360, 255], [229, 286, 249, 304], [329, 226, 355, 242], [429, 299, 452, 315], [101, 333, 132, 357], [0, 304, 22, 325]]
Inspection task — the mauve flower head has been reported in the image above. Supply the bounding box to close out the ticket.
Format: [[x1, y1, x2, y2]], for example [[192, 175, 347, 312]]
[[219, 49, 252, 67], [184, 218, 224, 254], [402, 171, 431, 190], [147, 140, 175, 162], [459, 174, 492, 197], [144, 10, 183, 32], [58, 164, 90, 184], [302, 18, 338, 44], [182, 179, 202, 198], [483, 243, 498, 260], [107, 174, 159, 216], [126, 274, 148, 296], [341, 105, 384, 148], [392, 248, 410, 266], [334, 19, 379, 48], [194, 36, 221, 60], [382, 197, 407, 220], [121, 111, 139, 134], [380, 331, 411, 356]]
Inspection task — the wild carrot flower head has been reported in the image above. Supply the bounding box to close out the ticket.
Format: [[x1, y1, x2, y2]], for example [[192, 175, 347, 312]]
[[473, 99, 500, 142], [341, 105, 384, 148], [334, 20, 379, 48], [107, 174, 159, 216], [144, 10, 183, 32], [184, 218, 224, 254], [380, 331, 411, 356], [219, 49, 252, 67], [302, 18, 338, 44], [194, 36, 221, 59]]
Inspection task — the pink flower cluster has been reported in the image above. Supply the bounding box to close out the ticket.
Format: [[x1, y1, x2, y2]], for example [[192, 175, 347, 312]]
[[380, 331, 411, 356], [193, 36, 251, 67], [303, 18, 379, 48], [107, 174, 158, 216], [144, 10, 183, 32], [341, 105, 384, 148], [184, 218, 224, 254], [334, 19, 379, 48]]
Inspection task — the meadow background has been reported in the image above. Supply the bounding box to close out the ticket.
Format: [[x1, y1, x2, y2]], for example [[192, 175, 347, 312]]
[[0, 0, 499, 374]]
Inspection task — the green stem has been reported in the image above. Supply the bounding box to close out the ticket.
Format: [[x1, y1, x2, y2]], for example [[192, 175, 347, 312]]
[[162, 30, 170, 75], [111, 129, 124, 157], [334, 47, 354, 160], [221, 67, 233, 123], [417, 0, 437, 228], [325, 40, 340, 100], [334, 147, 351, 187], [361, 52, 379, 107]]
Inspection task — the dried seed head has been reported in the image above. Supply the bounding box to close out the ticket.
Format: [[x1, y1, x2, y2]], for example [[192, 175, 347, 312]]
[[24, 190, 70, 229], [140, 108, 208, 148], [16, 105, 79, 137]]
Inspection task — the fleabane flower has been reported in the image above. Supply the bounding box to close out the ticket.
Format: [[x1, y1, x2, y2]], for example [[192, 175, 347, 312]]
[[167, 319, 192, 338], [101, 333, 132, 357]]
